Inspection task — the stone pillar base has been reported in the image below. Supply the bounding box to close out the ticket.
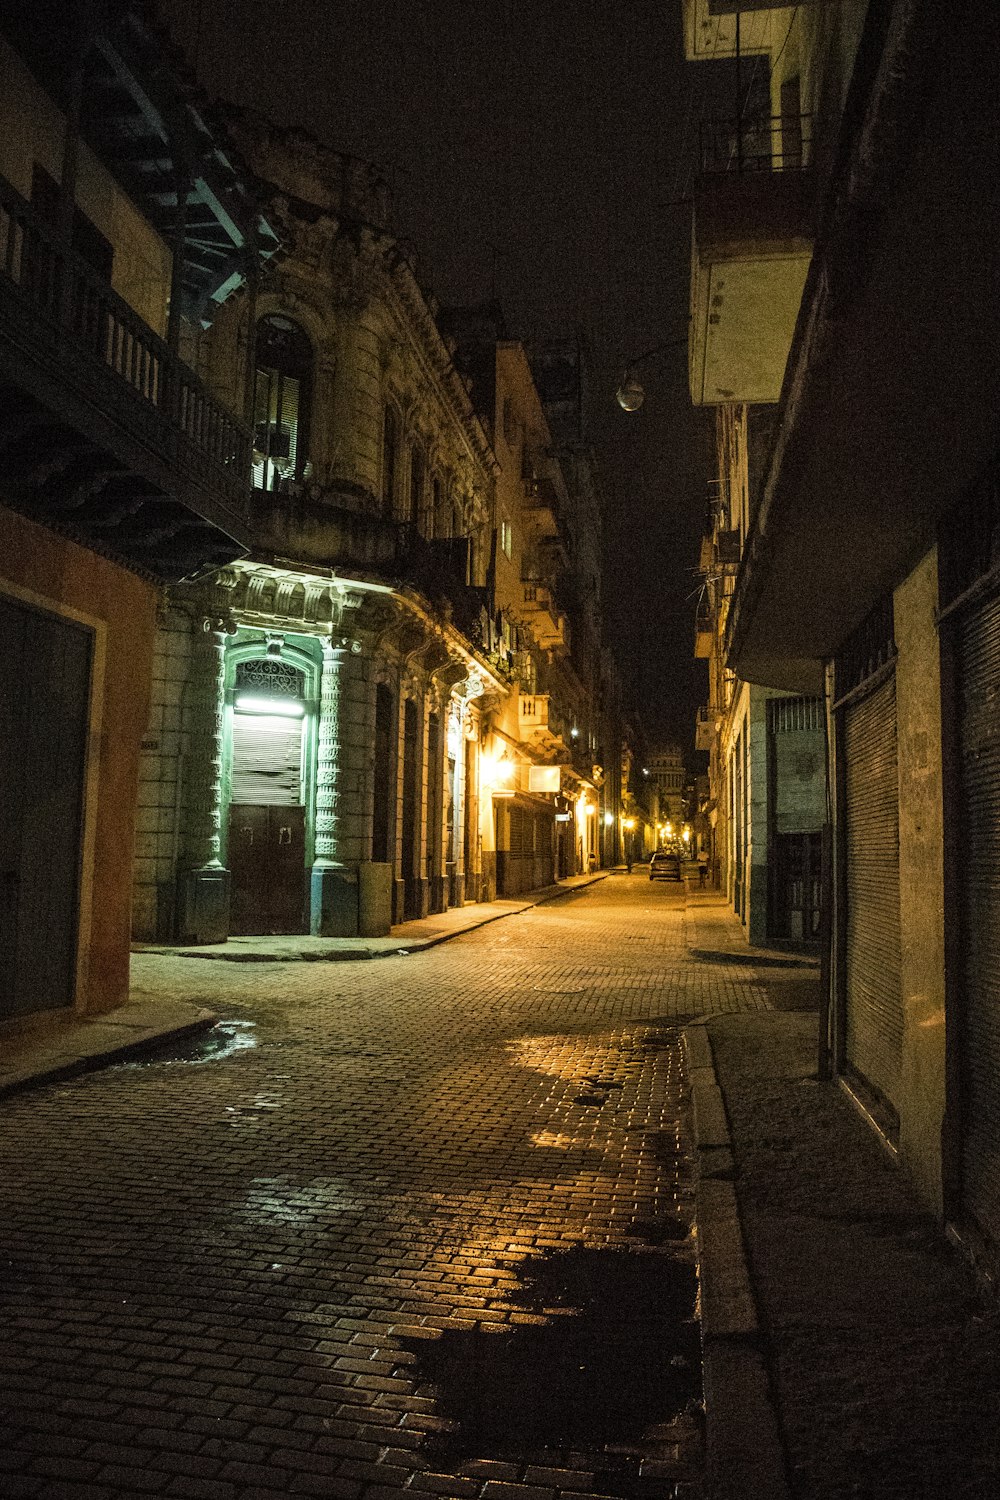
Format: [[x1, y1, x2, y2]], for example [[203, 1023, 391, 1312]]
[[429, 875, 448, 915], [359, 863, 392, 937], [449, 870, 466, 908], [414, 877, 430, 919], [393, 878, 406, 926], [176, 867, 230, 945], [311, 865, 359, 938]]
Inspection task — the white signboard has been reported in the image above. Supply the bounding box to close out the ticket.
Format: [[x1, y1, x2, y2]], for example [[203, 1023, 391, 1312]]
[[528, 765, 560, 794]]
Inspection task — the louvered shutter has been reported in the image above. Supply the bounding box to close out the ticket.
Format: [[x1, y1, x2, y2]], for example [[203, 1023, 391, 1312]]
[[844, 674, 903, 1120], [958, 590, 1000, 1247]]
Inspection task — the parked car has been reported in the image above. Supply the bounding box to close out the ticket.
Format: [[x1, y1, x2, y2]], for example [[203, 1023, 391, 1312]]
[[649, 849, 682, 881]]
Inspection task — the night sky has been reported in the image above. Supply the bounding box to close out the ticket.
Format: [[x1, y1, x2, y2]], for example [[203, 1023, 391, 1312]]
[[161, 0, 729, 752]]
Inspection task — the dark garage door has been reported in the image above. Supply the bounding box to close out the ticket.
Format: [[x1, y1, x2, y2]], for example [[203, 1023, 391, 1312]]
[[0, 594, 92, 1020]]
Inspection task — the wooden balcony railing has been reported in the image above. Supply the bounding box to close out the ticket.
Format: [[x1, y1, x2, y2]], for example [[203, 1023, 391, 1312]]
[[0, 171, 251, 522]]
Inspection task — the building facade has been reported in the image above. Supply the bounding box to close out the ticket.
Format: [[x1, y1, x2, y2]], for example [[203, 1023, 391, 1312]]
[[131, 115, 517, 943], [684, 4, 839, 945], [443, 311, 610, 891], [0, 3, 271, 1026], [684, 0, 1000, 1271], [694, 403, 825, 944], [647, 745, 686, 842]]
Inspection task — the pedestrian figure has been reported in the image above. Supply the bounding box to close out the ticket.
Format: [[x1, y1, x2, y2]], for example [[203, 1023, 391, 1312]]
[[697, 848, 709, 887]]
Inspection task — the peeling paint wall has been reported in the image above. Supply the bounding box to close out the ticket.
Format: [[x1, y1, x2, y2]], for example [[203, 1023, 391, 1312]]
[[894, 546, 947, 1214]]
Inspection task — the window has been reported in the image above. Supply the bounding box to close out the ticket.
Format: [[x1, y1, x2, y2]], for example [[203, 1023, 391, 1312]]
[[500, 517, 512, 559], [382, 407, 398, 516], [431, 475, 444, 537], [253, 316, 312, 492], [409, 444, 426, 529]]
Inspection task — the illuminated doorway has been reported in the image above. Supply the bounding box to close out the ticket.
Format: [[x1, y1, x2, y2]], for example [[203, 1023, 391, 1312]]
[[228, 657, 307, 935]]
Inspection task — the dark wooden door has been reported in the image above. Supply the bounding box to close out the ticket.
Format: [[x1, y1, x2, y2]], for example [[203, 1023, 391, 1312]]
[[0, 596, 91, 1020], [228, 804, 306, 935]]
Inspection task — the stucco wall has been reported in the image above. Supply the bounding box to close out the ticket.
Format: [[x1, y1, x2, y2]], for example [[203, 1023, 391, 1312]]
[[0, 36, 171, 337], [894, 545, 947, 1213], [0, 506, 157, 1015], [132, 605, 192, 942]]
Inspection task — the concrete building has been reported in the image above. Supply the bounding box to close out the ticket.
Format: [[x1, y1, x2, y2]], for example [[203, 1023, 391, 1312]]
[[683, 2, 840, 946], [0, 3, 272, 1027], [131, 113, 514, 943], [647, 745, 686, 841], [684, 0, 1000, 1270], [442, 312, 606, 892]]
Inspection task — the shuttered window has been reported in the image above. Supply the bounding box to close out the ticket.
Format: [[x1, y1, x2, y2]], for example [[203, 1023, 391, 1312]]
[[844, 674, 903, 1120], [957, 589, 1000, 1248]]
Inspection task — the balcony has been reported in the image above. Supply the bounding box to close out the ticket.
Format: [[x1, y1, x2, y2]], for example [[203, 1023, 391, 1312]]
[[519, 693, 551, 735], [682, 0, 796, 64], [694, 603, 714, 658], [689, 116, 816, 407], [0, 173, 251, 580], [521, 582, 569, 652], [696, 706, 715, 753], [522, 470, 562, 532]]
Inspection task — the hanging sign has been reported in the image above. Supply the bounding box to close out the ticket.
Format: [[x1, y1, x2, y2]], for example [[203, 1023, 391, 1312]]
[[528, 765, 560, 794]]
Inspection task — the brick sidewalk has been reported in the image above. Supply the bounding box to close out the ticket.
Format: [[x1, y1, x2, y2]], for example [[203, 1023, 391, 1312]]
[[0, 873, 769, 1500]]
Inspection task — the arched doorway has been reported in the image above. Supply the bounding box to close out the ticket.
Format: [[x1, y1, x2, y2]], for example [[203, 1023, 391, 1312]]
[[228, 656, 307, 934]]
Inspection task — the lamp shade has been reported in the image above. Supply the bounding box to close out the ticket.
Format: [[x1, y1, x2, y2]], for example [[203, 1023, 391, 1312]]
[[616, 375, 645, 412]]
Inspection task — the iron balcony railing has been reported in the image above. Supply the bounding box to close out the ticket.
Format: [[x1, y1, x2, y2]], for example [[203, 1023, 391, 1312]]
[[698, 113, 814, 176], [0, 171, 251, 518]]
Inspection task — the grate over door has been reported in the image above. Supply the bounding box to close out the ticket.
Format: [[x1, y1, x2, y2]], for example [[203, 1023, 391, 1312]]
[[844, 673, 902, 1124], [958, 588, 1000, 1251]]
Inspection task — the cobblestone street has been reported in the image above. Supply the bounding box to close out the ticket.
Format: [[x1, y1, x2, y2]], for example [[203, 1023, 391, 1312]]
[[0, 875, 769, 1500]]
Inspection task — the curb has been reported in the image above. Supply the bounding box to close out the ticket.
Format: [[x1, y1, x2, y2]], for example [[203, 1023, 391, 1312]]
[[5, 876, 612, 1100], [141, 873, 610, 964], [689, 947, 819, 971], [683, 1022, 791, 1500], [0, 1009, 217, 1102]]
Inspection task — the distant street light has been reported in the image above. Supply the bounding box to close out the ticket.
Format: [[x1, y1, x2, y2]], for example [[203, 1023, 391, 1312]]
[[615, 336, 689, 413]]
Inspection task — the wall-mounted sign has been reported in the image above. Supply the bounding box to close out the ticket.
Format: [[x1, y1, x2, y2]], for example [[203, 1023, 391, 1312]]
[[554, 812, 572, 822], [528, 764, 560, 794]]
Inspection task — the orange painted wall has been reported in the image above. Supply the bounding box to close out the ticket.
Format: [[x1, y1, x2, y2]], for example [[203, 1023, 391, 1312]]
[[0, 506, 159, 1017]]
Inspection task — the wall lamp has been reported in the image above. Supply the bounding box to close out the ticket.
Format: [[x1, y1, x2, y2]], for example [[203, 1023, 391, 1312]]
[[615, 336, 689, 412]]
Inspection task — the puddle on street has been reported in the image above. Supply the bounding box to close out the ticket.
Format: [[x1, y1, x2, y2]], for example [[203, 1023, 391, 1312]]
[[117, 1019, 258, 1067], [400, 1243, 701, 1458]]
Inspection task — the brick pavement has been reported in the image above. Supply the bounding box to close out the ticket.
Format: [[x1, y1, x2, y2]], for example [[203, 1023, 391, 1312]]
[[0, 875, 768, 1500]]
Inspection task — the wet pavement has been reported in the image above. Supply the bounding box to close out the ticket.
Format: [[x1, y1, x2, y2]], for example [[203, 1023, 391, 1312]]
[[0, 875, 768, 1500]]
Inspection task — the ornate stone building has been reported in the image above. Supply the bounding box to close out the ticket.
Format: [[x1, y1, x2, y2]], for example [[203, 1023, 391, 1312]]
[[131, 116, 508, 942], [440, 308, 607, 893]]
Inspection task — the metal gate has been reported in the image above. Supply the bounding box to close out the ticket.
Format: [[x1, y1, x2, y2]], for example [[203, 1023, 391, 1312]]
[[0, 595, 91, 1020], [843, 672, 903, 1121], [957, 588, 1000, 1248]]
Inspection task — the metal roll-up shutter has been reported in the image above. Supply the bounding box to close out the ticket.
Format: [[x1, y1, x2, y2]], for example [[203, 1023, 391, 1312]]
[[844, 673, 902, 1119], [958, 589, 1000, 1248]]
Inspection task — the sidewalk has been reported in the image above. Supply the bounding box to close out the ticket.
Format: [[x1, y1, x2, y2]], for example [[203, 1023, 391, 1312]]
[[133, 871, 605, 963], [685, 888, 1000, 1500], [0, 871, 607, 1099]]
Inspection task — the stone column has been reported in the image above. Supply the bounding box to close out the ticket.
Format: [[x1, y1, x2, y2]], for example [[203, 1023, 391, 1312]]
[[176, 621, 229, 944], [414, 696, 430, 919], [311, 636, 378, 936]]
